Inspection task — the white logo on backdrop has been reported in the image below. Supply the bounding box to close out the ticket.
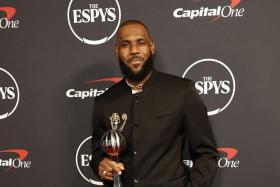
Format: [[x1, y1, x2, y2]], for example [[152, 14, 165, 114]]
[[173, 0, 245, 22], [0, 68, 20, 119], [182, 58, 235, 115], [67, 0, 121, 45], [173, 6, 245, 20], [76, 136, 103, 185]]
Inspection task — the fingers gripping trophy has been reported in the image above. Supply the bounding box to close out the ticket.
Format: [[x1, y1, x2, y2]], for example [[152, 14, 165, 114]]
[[101, 113, 127, 187]]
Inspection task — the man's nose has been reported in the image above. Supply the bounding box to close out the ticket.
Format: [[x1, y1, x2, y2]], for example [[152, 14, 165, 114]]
[[129, 44, 140, 55]]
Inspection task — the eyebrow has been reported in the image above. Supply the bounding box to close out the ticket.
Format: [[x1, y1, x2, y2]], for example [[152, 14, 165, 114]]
[[120, 38, 146, 43]]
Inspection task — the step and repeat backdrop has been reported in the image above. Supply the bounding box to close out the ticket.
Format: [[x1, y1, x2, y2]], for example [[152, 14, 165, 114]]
[[1, 0, 279, 186]]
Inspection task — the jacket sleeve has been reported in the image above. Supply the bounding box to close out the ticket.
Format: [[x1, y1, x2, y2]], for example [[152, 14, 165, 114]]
[[90, 97, 107, 176], [183, 80, 218, 187]]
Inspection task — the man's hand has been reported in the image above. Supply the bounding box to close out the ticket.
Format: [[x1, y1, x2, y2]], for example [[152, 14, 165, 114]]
[[98, 157, 125, 181]]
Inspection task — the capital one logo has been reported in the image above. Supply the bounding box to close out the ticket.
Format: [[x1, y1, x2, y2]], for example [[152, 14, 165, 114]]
[[0, 68, 20, 119], [66, 77, 121, 99], [0, 6, 19, 29], [217, 147, 240, 168], [182, 58, 235, 115], [67, 0, 121, 45], [173, 0, 245, 22], [184, 147, 240, 169], [76, 136, 103, 185], [0, 149, 31, 171]]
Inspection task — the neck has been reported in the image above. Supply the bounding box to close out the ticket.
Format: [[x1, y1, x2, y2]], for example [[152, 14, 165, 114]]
[[126, 70, 153, 88]]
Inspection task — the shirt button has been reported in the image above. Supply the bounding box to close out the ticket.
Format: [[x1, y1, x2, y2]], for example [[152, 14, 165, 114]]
[[134, 122, 140, 126], [135, 100, 140, 104], [134, 179, 139, 183], [134, 151, 137, 155]]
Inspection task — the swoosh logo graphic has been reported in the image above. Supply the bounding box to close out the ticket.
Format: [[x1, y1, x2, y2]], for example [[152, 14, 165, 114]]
[[83, 77, 122, 85], [230, 0, 241, 8], [0, 7, 16, 20], [0, 149, 28, 172], [217, 147, 238, 160]]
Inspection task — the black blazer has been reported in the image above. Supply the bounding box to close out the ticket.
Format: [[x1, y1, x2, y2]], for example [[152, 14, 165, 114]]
[[91, 70, 217, 187]]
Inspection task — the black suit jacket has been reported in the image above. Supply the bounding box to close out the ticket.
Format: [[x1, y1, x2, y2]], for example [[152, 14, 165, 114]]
[[90, 70, 217, 187]]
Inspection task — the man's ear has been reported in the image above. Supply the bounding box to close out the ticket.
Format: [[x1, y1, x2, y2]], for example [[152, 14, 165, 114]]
[[150, 41, 156, 55]]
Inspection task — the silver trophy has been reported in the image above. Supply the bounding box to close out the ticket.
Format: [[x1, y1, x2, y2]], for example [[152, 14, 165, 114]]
[[100, 113, 127, 187]]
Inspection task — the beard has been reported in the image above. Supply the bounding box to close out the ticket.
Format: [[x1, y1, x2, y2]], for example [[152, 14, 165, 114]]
[[119, 54, 154, 82]]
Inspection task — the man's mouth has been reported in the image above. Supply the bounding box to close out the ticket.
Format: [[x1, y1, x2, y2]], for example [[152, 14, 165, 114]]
[[129, 57, 144, 63], [131, 60, 142, 64]]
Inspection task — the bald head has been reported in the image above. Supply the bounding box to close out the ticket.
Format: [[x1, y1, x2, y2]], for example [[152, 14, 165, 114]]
[[116, 20, 153, 42]]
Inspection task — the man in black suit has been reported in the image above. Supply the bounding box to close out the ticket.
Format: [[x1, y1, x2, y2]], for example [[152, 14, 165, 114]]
[[91, 20, 217, 187]]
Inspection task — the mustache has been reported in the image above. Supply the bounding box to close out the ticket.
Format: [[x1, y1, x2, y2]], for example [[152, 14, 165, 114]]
[[128, 56, 145, 63]]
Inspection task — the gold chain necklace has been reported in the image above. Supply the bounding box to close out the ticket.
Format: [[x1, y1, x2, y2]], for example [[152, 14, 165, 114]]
[[125, 79, 143, 91]]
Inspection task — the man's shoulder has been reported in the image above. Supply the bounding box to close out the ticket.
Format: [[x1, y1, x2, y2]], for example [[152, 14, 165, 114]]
[[95, 78, 125, 101]]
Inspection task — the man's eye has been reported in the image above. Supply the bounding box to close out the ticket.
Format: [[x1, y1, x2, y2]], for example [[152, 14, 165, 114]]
[[121, 43, 128, 47], [138, 41, 146, 45]]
